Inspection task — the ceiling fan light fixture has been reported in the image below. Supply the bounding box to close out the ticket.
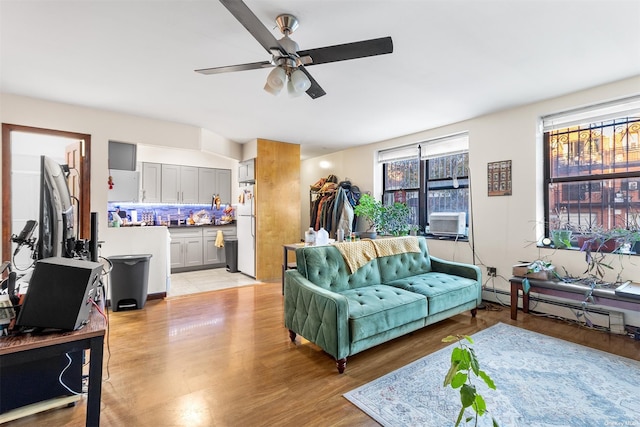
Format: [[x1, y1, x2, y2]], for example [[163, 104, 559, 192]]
[[290, 68, 311, 93], [264, 66, 286, 95], [287, 79, 304, 97]]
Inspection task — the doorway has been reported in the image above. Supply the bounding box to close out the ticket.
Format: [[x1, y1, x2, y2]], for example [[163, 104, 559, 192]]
[[2, 124, 91, 264]]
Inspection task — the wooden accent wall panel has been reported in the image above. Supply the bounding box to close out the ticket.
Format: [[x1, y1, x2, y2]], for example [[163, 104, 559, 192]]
[[255, 139, 300, 281]]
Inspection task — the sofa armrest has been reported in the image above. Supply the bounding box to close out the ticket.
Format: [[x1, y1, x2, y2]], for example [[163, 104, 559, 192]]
[[284, 270, 351, 360], [429, 256, 483, 302]]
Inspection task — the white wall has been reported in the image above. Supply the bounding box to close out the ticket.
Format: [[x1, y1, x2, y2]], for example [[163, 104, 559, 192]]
[[0, 93, 243, 262], [301, 75, 640, 326]]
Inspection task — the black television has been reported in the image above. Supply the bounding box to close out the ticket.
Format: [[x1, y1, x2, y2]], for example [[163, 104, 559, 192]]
[[37, 156, 75, 259]]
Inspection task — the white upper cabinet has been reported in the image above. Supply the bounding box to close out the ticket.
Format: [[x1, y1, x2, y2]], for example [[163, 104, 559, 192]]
[[107, 170, 139, 202], [199, 168, 232, 205], [161, 164, 198, 203], [198, 168, 216, 204], [238, 159, 255, 184], [141, 162, 162, 203], [180, 166, 199, 203], [215, 169, 232, 205]]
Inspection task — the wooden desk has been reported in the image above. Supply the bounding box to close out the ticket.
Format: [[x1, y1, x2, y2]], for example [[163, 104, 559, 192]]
[[510, 276, 640, 320], [282, 243, 304, 294], [0, 308, 106, 425]]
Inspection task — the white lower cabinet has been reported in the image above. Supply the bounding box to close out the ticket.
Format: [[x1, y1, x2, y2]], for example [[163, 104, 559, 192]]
[[203, 235, 222, 265], [169, 225, 236, 271], [169, 228, 203, 269]]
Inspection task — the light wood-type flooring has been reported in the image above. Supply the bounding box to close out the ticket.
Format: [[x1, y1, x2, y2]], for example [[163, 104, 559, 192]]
[[4, 282, 640, 426]]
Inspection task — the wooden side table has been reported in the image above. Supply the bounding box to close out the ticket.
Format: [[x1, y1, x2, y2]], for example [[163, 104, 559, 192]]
[[282, 243, 304, 294]]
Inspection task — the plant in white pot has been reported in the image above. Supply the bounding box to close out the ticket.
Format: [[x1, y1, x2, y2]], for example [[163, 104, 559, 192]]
[[353, 193, 384, 239]]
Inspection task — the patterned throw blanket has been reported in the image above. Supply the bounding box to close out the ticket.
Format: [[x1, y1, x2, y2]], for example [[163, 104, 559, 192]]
[[371, 236, 420, 258], [333, 240, 377, 274], [334, 237, 421, 273]]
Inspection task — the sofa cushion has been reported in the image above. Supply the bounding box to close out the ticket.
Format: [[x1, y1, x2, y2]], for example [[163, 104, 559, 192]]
[[385, 272, 478, 315], [377, 238, 432, 283], [296, 245, 382, 292], [340, 285, 427, 342]]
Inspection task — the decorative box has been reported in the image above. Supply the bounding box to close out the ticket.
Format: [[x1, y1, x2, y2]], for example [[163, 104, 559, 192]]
[[512, 262, 554, 280]]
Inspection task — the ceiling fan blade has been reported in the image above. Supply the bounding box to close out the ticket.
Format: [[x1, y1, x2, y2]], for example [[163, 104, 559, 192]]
[[219, 0, 286, 55], [297, 66, 326, 99], [195, 60, 273, 75], [297, 36, 393, 66]]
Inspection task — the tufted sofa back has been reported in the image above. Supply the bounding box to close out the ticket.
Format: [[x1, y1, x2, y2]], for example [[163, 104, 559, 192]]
[[294, 237, 433, 293], [376, 238, 432, 283], [295, 244, 382, 293]]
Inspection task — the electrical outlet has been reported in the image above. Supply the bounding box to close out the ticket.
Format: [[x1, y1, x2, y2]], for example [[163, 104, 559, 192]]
[[487, 267, 497, 277]]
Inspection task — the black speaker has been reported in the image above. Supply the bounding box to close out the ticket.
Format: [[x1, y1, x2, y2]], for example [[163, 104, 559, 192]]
[[16, 257, 103, 331]]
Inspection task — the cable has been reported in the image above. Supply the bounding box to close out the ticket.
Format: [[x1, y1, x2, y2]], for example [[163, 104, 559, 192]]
[[58, 352, 84, 396], [11, 245, 36, 272], [467, 165, 477, 267], [97, 251, 112, 382]]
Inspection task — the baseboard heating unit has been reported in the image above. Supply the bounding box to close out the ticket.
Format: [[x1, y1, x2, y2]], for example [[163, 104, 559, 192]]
[[484, 289, 626, 334]]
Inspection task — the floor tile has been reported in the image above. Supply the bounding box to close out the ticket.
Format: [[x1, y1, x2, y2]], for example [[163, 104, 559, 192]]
[[168, 268, 260, 297]]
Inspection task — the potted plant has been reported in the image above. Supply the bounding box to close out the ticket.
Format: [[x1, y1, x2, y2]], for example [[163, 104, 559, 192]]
[[548, 207, 573, 248], [442, 334, 498, 427], [379, 202, 411, 236], [551, 228, 573, 249], [353, 193, 384, 239], [575, 224, 619, 253]]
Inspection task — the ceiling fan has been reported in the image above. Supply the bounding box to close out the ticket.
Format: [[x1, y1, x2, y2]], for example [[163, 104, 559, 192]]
[[195, 0, 393, 99]]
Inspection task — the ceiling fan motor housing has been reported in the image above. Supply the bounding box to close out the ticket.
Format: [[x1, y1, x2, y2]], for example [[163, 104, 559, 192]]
[[275, 14, 299, 35]]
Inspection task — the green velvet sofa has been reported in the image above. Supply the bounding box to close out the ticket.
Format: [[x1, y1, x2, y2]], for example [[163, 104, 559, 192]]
[[283, 236, 482, 373]]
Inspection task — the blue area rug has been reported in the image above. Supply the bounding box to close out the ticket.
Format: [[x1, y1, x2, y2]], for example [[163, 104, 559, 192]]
[[344, 323, 640, 426]]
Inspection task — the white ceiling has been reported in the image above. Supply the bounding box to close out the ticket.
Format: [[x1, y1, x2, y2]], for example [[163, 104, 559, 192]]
[[1, 0, 639, 159]]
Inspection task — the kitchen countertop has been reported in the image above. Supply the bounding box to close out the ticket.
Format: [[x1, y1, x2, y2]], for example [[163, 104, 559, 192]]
[[167, 222, 236, 229], [114, 221, 236, 229]]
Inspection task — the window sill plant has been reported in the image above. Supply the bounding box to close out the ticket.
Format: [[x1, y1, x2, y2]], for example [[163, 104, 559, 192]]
[[354, 193, 412, 237]]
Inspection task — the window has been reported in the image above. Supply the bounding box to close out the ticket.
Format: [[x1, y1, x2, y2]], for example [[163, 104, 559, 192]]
[[543, 97, 640, 238], [379, 133, 469, 236]]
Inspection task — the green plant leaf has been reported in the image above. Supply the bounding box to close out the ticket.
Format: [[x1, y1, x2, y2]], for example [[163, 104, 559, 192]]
[[451, 372, 467, 389], [463, 335, 474, 344], [457, 352, 470, 371], [469, 348, 480, 375], [473, 394, 487, 416], [443, 361, 460, 386], [492, 417, 500, 427], [479, 370, 496, 390], [460, 383, 476, 408], [442, 335, 459, 343], [451, 347, 463, 362]]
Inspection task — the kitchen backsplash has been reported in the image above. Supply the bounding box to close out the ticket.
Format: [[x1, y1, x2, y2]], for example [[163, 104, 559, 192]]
[[107, 202, 234, 226]]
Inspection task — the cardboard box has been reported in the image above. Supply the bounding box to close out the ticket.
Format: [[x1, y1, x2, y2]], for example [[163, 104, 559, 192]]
[[512, 263, 554, 280]]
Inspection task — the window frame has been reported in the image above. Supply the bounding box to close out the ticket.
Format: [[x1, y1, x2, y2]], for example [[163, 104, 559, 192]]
[[379, 134, 470, 239], [542, 97, 640, 247]]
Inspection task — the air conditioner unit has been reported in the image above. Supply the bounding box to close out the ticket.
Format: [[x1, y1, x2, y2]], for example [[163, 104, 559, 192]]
[[429, 212, 466, 237]]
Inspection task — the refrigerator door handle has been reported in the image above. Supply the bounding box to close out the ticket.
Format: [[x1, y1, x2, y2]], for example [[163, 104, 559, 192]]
[[251, 215, 255, 239]]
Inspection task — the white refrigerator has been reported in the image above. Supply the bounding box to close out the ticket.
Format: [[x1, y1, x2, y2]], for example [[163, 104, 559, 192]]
[[236, 185, 256, 277]]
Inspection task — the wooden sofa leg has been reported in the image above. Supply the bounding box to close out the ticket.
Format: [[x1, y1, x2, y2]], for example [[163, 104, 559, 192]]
[[336, 358, 347, 374], [288, 330, 296, 342], [471, 308, 478, 318]]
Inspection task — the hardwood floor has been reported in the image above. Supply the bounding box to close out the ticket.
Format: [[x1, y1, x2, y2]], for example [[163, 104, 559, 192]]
[[5, 282, 640, 426]]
